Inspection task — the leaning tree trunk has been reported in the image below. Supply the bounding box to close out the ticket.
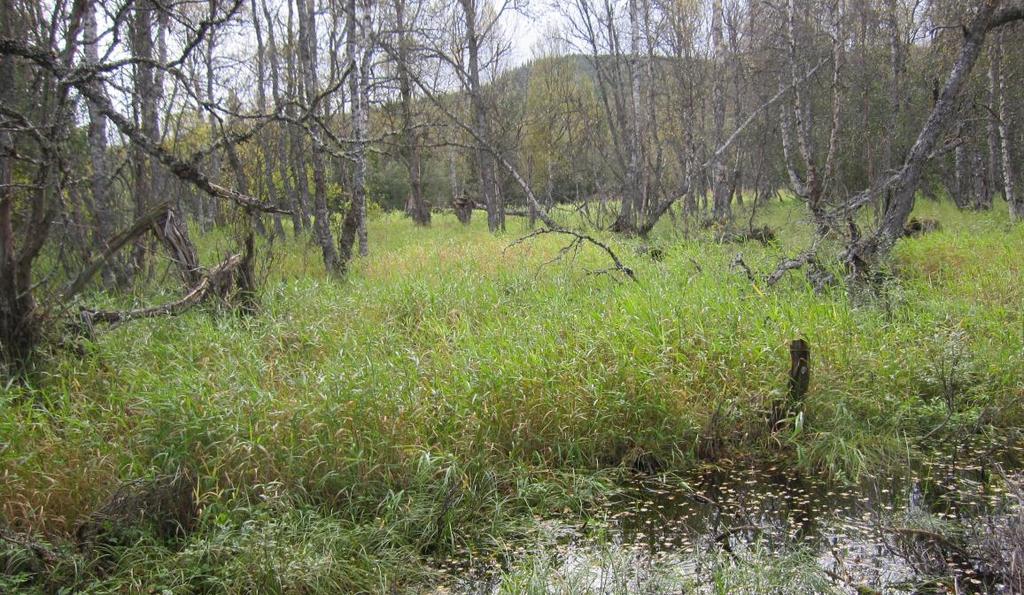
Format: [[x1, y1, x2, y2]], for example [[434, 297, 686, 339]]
[[845, 0, 1023, 280]]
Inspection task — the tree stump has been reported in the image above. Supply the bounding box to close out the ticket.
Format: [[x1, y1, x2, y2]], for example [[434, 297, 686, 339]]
[[452, 196, 473, 224], [789, 339, 810, 403], [771, 339, 810, 429]]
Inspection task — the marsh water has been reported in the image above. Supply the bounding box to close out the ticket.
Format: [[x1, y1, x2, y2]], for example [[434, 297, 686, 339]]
[[436, 437, 1024, 593]]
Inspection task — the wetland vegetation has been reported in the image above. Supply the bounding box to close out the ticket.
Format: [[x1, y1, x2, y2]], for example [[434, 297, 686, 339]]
[[2, 0, 1024, 591]]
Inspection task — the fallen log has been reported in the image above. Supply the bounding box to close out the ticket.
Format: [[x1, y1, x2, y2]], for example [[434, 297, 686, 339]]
[[79, 254, 242, 328]]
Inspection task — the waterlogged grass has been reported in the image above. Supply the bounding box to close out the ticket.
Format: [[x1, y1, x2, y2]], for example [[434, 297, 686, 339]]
[[492, 544, 837, 594], [2, 199, 1023, 591]]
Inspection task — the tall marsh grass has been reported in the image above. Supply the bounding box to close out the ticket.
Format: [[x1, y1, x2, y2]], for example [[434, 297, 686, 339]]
[[1, 198, 1022, 591]]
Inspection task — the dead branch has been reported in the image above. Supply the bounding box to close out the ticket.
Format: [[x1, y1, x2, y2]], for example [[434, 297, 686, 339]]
[[737, 248, 837, 293], [59, 199, 173, 301], [730, 253, 756, 282], [765, 250, 817, 286], [79, 254, 242, 329], [0, 525, 59, 565], [0, 38, 287, 215], [507, 228, 637, 282]]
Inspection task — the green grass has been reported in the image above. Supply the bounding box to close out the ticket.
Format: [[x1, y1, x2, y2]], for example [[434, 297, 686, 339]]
[[2, 198, 1023, 592]]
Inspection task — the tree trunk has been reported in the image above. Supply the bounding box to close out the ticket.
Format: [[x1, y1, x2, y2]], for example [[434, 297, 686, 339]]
[[83, 3, 125, 286], [261, 0, 300, 235], [781, 0, 832, 229], [252, 0, 285, 237], [883, 0, 904, 175], [355, 0, 371, 257], [973, 149, 992, 210], [710, 0, 730, 221], [129, 0, 159, 275], [994, 32, 1022, 220], [203, 0, 223, 229], [338, 0, 370, 267], [987, 37, 1002, 202], [953, 132, 971, 208], [459, 0, 502, 232], [612, 0, 645, 233], [127, 0, 199, 286], [728, 8, 745, 208], [0, 0, 37, 367], [450, 148, 471, 224], [296, 0, 340, 271], [396, 0, 429, 226], [0, 0, 84, 366], [285, 0, 313, 233], [224, 118, 267, 234]]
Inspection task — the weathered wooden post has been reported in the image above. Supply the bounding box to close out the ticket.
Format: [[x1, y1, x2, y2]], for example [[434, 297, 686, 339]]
[[789, 339, 810, 402], [771, 339, 810, 429]]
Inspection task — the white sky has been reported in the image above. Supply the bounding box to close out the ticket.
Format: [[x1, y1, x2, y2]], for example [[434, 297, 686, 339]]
[[505, 3, 561, 65]]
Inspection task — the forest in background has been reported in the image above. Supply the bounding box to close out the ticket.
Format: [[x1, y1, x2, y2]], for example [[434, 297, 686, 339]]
[[0, 0, 1021, 360]]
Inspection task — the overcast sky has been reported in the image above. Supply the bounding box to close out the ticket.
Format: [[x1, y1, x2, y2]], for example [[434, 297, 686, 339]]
[[505, 3, 560, 65]]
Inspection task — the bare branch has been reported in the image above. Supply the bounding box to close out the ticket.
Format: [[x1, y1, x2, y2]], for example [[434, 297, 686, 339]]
[[507, 228, 637, 282], [0, 37, 287, 215], [79, 253, 243, 329], [60, 199, 172, 302]]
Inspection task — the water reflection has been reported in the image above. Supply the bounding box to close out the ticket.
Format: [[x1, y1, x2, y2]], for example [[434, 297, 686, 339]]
[[438, 439, 1024, 593]]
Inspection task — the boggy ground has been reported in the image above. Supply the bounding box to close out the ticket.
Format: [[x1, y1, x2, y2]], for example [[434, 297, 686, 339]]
[[443, 439, 1024, 593], [1, 198, 1023, 592]]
